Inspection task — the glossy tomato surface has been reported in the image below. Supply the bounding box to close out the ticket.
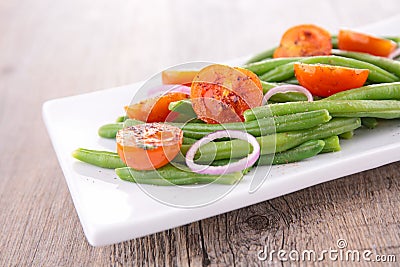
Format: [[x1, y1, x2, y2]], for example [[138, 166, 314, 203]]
[[294, 63, 369, 97], [338, 29, 397, 57], [125, 92, 188, 122]]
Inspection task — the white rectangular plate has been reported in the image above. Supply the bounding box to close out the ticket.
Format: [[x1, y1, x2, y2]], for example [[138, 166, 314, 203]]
[[43, 16, 400, 246]]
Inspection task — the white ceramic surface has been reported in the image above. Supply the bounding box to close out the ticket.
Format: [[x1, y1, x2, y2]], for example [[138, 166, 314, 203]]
[[43, 16, 400, 246]]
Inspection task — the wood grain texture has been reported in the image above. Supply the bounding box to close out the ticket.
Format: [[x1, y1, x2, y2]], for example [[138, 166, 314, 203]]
[[0, 0, 400, 266]]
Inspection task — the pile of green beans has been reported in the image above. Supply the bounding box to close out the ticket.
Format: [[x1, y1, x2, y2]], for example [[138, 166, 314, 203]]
[[74, 116, 355, 175], [73, 34, 400, 186], [258, 140, 325, 165], [89, 88, 399, 185]]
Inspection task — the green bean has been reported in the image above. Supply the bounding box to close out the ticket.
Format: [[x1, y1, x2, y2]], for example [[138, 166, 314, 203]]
[[331, 49, 400, 78], [178, 110, 331, 139], [98, 119, 144, 138], [261, 81, 310, 102], [179, 118, 360, 163], [244, 100, 400, 121], [72, 148, 126, 169], [331, 35, 338, 49], [98, 123, 123, 138], [171, 145, 191, 163], [269, 109, 332, 131], [280, 78, 300, 85], [243, 57, 300, 75], [259, 55, 399, 83], [257, 140, 325, 165], [245, 47, 276, 64], [265, 92, 308, 103], [387, 36, 400, 43], [208, 159, 252, 174], [116, 115, 128, 122], [192, 139, 253, 163], [259, 117, 360, 153], [361, 117, 378, 129], [321, 136, 341, 153], [339, 131, 354, 139], [115, 164, 243, 185], [325, 82, 400, 100], [183, 136, 198, 145], [260, 81, 276, 94], [168, 99, 197, 122], [213, 139, 326, 166]]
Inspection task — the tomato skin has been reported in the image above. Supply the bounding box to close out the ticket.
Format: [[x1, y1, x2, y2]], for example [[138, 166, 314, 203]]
[[294, 63, 369, 97], [162, 70, 198, 86], [116, 123, 183, 170], [338, 29, 397, 57], [190, 64, 263, 124], [233, 67, 263, 90], [273, 24, 332, 58], [125, 92, 188, 122]]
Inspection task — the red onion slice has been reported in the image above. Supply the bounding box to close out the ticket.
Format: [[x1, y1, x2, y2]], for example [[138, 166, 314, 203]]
[[263, 84, 313, 104], [169, 85, 191, 95], [147, 84, 191, 96], [388, 47, 400, 60], [185, 130, 260, 175]]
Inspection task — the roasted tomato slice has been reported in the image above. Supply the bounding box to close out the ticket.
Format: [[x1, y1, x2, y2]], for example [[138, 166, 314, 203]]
[[162, 70, 198, 86], [125, 92, 188, 122], [190, 64, 263, 124], [338, 29, 397, 57], [294, 62, 369, 97], [116, 123, 183, 170], [273, 24, 332, 58]]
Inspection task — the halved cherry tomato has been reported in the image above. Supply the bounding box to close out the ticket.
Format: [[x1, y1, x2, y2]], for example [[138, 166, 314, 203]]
[[273, 24, 332, 58], [294, 63, 369, 97], [234, 67, 263, 90], [116, 123, 183, 170], [191, 64, 263, 124], [125, 92, 188, 122], [338, 29, 397, 57], [162, 70, 198, 86]]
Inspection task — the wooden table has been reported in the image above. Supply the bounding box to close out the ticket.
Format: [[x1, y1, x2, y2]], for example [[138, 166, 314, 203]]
[[1, 0, 400, 265]]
